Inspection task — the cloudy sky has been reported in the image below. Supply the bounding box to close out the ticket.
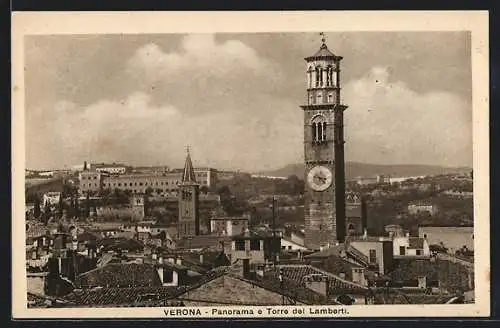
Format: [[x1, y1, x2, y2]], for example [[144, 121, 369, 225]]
[[25, 32, 472, 172]]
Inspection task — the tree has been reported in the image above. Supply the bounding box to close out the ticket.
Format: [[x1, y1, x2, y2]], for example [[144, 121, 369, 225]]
[[84, 193, 91, 218], [57, 194, 64, 219], [33, 196, 41, 220], [42, 201, 52, 225], [74, 197, 80, 219]]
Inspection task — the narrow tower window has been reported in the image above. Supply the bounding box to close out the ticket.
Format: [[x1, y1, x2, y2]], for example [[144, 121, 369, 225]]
[[322, 122, 327, 141], [312, 123, 317, 141], [315, 67, 321, 87], [317, 121, 323, 142]]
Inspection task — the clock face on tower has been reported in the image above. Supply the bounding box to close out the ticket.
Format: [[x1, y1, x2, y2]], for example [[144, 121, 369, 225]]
[[307, 165, 333, 192]]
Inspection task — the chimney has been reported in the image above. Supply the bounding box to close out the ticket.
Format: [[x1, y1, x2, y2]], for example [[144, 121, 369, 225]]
[[158, 256, 163, 264], [363, 229, 368, 240], [152, 253, 157, 260], [167, 257, 175, 263], [199, 254, 204, 264], [389, 231, 394, 239], [176, 256, 182, 266], [406, 232, 410, 238]]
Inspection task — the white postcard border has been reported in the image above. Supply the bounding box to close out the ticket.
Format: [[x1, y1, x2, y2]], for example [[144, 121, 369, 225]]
[[11, 10, 490, 319]]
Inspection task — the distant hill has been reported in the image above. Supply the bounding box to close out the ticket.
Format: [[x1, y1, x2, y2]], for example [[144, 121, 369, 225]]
[[257, 162, 472, 180]]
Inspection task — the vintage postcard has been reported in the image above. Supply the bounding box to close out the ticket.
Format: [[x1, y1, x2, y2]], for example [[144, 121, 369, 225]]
[[11, 11, 490, 318]]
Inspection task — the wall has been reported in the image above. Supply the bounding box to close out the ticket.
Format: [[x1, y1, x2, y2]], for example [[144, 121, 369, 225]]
[[226, 219, 248, 236], [231, 239, 265, 264], [27, 274, 46, 295], [210, 220, 227, 235], [179, 276, 286, 306], [418, 226, 474, 252], [281, 238, 308, 251], [350, 241, 386, 274]]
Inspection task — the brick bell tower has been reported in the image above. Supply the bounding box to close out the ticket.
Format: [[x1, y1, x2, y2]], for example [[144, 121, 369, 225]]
[[178, 147, 200, 238], [301, 34, 348, 250]]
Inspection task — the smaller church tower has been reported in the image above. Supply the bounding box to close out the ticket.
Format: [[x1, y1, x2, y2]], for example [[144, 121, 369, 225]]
[[177, 148, 200, 238]]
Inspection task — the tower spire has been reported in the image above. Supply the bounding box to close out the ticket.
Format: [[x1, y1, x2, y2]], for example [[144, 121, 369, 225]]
[[181, 146, 197, 184]]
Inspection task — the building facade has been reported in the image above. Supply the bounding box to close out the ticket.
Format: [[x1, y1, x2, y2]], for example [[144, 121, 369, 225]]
[[210, 215, 250, 237], [302, 39, 348, 250], [78, 171, 103, 194], [408, 202, 439, 216], [93, 163, 128, 175], [92, 168, 217, 196]]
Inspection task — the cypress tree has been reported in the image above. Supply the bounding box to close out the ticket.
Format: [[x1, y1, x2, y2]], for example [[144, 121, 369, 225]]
[[58, 193, 64, 219], [84, 193, 90, 218], [33, 196, 41, 219]]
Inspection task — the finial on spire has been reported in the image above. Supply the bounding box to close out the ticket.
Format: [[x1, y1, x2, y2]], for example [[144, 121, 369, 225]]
[[186, 145, 190, 155], [320, 32, 326, 44]]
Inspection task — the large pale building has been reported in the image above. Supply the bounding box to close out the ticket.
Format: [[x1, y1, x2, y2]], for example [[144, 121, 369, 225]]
[[79, 167, 217, 196]]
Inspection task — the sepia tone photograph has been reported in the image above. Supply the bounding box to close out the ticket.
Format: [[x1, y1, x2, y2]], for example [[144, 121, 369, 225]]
[[11, 11, 489, 318]]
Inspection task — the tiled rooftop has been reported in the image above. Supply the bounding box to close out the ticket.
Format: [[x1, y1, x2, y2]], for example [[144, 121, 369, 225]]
[[66, 266, 230, 306], [268, 265, 368, 295], [64, 287, 181, 307], [76, 263, 162, 288]]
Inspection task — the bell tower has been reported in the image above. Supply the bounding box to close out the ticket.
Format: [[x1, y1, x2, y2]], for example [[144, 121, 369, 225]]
[[178, 147, 200, 238], [301, 34, 348, 250]]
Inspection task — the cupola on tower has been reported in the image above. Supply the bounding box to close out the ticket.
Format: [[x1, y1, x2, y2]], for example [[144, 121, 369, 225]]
[[301, 35, 348, 250]]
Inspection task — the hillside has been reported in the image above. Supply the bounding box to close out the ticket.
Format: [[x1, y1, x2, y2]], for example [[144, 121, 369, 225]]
[[258, 162, 471, 180]]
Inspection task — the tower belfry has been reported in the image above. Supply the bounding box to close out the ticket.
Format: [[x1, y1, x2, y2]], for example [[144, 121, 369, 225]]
[[178, 147, 200, 238], [301, 35, 348, 249]]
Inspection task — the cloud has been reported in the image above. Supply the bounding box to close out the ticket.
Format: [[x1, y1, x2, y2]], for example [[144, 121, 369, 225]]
[[125, 34, 284, 116], [343, 66, 472, 167]]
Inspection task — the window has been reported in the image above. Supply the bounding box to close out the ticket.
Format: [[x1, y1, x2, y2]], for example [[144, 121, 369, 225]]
[[281, 246, 286, 250], [163, 269, 174, 283], [311, 115, 327, 142], [416, 249, 422, 256], [369, 249, 377, 264], [317, 93, 322, 104], [328, 93, 333, 103], [288, 246, 292, 250], [235, 240, 245, 251], [399, 246, 406, 255], [315, 67, 321, 87], [250, 239, 260, 251]]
